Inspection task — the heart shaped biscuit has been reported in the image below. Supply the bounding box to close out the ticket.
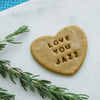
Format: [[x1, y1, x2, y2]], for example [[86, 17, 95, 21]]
[[31, 26, 87, 75]]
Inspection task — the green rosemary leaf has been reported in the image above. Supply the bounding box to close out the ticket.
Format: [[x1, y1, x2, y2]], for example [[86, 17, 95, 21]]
[[31, 75, 40, 78], [8, 70, 16, 84], [23, 72, 33, 77], [6, 40, 22, 44], [19, 77, 28, 91], [78, 94, 89, 99], [0, 88, 7, 92], [51, 85, 68, 93], [0, 88, 15, 100], [0, 60, 11, 66], [0, 44, 6, 51], [39, 80, 51, 84], [0, 69, 6, 78], [28, 82, 35, 92], [12, 67, 22, 72]]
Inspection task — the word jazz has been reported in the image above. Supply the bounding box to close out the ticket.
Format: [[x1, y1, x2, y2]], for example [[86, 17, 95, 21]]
[[56, 51, 79, 65]]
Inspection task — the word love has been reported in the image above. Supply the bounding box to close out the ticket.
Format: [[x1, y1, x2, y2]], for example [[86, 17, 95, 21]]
[[48, 36, 70, 48], [56, 51, 79, 65]]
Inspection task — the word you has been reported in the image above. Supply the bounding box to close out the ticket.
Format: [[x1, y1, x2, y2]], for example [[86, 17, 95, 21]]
[[53, 44, 71, 54]]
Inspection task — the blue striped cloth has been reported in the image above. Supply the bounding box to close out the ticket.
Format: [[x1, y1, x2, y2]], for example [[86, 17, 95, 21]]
[[0, 0, 29, 11]]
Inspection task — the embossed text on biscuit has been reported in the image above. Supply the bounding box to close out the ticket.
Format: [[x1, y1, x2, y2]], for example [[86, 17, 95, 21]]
[[56, 51, 79, 65], [48, 36, 71, 54], [48, 36, 70, 48], [47, 36, 79, 64]]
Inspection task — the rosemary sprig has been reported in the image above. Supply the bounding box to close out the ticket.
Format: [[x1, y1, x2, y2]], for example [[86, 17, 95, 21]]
[[0, 25, 29, 50], [0, 60, 89, 100], [0, 88, 15, 100], [0, 25, 29, 100]]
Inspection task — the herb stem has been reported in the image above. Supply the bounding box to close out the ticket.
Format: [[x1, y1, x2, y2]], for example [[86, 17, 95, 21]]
[[0, 25, 29, 51], [0, 60, 89, 100]]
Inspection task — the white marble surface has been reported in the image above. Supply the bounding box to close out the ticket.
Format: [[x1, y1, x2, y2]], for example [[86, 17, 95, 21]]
[[0, 0, 100, 100]]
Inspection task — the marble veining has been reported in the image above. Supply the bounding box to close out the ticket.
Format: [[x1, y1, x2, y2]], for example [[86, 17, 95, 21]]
[[0, 0, 100, 100]]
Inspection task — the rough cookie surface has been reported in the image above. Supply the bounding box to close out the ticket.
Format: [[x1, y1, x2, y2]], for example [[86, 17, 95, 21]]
[[31, 26, 87, 75]]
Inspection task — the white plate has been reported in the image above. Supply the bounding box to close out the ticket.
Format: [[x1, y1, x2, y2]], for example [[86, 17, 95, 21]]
[[0, 0, 100, 100]]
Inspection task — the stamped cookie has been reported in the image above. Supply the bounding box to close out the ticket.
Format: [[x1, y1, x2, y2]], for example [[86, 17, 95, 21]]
[[31, 26, 87, 75]]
